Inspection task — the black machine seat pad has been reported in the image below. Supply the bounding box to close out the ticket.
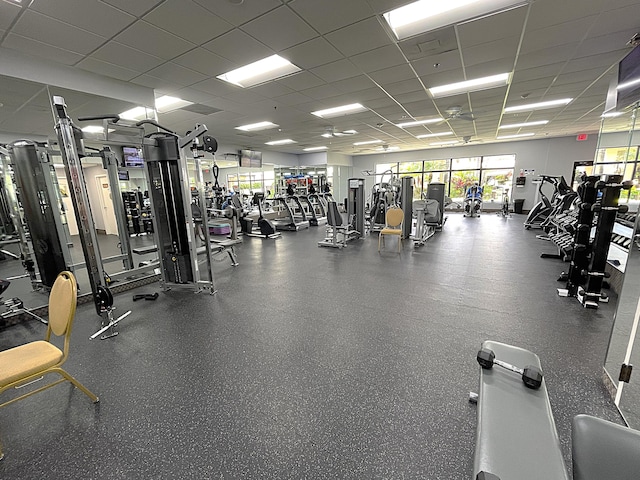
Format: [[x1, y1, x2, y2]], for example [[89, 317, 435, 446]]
[[473, 340, 569, 480], [572, 414, 640, 480]]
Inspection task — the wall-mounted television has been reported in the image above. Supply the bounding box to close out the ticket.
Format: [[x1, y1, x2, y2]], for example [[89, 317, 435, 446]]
[[239, 149, 262, 168], [617, 44, 640, 111], [123, 146, 144, 168], [118, 170, 130, 181]]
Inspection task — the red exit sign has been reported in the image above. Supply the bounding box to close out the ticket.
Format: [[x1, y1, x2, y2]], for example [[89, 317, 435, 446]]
[[576, 133, 589, 141]]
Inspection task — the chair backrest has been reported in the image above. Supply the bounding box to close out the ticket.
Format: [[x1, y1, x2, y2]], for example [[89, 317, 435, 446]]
[[385, 207, 404, 228], [327, 201, 343, 227], [47, 271, 77, 339]]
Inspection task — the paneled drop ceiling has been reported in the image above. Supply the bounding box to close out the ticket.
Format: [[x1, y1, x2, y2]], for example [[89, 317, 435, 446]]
[[0, 0, 638, 155]]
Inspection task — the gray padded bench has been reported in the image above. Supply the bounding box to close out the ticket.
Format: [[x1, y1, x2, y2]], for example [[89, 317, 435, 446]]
[[572, 414, 640, 480], [471, 340, 569, 480]]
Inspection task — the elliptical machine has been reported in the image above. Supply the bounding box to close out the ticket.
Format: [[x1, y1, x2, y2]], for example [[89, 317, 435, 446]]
[[464, 183, 483, 217], [524, 175, 572, 229]]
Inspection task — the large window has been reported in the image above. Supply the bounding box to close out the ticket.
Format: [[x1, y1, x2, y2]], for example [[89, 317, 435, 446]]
[[375, 154, 516, 205], [227, 170, 275, 195], [595, 147, 640, 202]]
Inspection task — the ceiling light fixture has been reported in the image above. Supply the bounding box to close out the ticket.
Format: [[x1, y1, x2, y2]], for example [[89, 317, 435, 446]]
[[498, 120, 549, 129], [265, 139, 296, 146], [155, 95, 193, 113], [429, 72, 511, 98], [311, 103, 367, 118], [430, 140, 459, 145], [119, 106, 151, 121], [303, 146, 328, 151], [81, 126, 105, 134], [601, 111, 623, 118], [416, 131, 454, 139], [217, 54, 301, 88], [353, 139, 382, 146], [383, 0, 529, 40], [235, 121, 279, 131], [504, 98, 572, 112], [496, 133, 535, 139], [396, 118, 443, 128]]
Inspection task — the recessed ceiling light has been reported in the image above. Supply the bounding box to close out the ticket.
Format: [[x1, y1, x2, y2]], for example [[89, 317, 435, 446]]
[[430, 140, 459, 145], [396, 118, 443, 128], [265, 139, 296, 146], [496, 133, 535, 139], [119, 106, 151, 120], [217, 54, 301, 88], [311, 103, 367, 118], [499, 120, 549, 129], [81, 126, 105, 134], [353, 139, 382, 146], [416, 131, 453, 139], [504, 98, 572, 113], [601, 111, 623, 118], [429, 73, 511, 98], [155, 95, 193, 113], [235, 121, 279, 132], [303, 146, 328, 151], [383, 0, 529, 40]]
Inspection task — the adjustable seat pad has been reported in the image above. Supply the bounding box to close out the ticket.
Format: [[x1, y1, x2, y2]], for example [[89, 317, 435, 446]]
[[473, 340, 569, 480]]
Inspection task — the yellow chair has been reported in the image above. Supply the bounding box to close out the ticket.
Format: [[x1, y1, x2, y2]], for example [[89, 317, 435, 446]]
[[378, 207, 404, 252], [0, 271, 98, 460]]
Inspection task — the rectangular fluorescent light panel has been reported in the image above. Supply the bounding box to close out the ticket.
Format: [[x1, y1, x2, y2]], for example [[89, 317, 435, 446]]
[[504, 98, 572, 113], [217, 54, 301, 88], [353, 140, 382, 146], [311, 103, 367, 118], [430, 140, 459, 145], [383, 0, 528, 40], [416, 131, 453, 139], [265, 139, 296, 146], [81, 125, 105, 134], [429, 73, 510, 98], [499, 120, 548, 129], [496, 133, 535, 139], [303, 146, 328, 151], [396, 118, 443, 128], [155, 95, 193, 113], [119, 106, 151, 121], [235, 121, 279, 132], [601, 112, 623, 118]]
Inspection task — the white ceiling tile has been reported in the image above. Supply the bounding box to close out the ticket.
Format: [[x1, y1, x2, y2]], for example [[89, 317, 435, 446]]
[[130, 74, 184, 93], [76, 57, 139, 81], [191, 78, 243, 97], [462, 38, 519, 68], [394, 90, 429, 104], [30, 0, 135, 38], [311, 59, 361, 83], [299, 84, 342, 101], [411, 50, 463, 77], [351, 45, 406, 72], [384, 79, 424, 96], [172, 48, 238, 77], [249, 82, 295, 98], [91, 42, 165, 72], [513, 63, 565, 82], [272, 92, 314, 106], [203, 29, 273, 65], [325, 17, 392, 57], [143, 0, 233, 45], [12, 10, 106, 55], [575, 30, 636, 60], [457, 6, 528, 47], [563, 54, 618, 74], [2, 33, 84, 66], [517, 43, 581, 70], [465, 59, 518, 78], [100, 0, 164, 17], [369, 64, 416, 86], [282, 37, 344, 70], [241, 6, 317, 51], [332, 75, 378, 95], [289, 0, 373, 34], [193, 0, 281, 26], [277, 71, 325, 91], [0, 2, 21, 30], [168, 87, 219, 105], [521, 16, 599, 55], [146, 62, 208, 87], [590, 4, 640, 38], [527, 0, 604, 30], [115, 21, 195, 60]]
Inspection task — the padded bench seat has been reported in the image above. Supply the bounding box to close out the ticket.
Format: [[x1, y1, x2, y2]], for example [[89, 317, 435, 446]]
[[472, 340, 569, 480]]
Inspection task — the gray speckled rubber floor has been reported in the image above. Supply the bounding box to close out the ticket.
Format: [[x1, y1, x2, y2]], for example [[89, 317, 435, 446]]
[[0, 213, 623, 479]]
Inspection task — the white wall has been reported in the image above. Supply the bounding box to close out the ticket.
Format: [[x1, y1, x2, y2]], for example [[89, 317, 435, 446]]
[[351, 135, 599, 209]]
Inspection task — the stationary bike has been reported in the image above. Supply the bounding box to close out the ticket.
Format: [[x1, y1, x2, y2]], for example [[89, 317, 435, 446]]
[[498, 187, 511, 217], [464, 184, 483, 218]]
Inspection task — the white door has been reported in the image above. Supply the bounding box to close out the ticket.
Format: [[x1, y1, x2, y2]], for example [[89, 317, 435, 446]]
[[96, 175, 118, 235]]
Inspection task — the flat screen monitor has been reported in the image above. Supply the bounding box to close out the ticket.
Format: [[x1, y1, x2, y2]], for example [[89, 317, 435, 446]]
[[118, 170, 130, 181], [239, 149, 262, 168], [123, 146, 144, 168], [617, 45, 640, 111]]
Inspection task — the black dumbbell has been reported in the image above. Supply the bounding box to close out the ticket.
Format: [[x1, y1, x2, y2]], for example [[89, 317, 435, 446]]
[[476, 348, 543, 390]]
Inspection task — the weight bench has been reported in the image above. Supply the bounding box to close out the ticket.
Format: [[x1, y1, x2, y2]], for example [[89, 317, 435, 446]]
[[470, 340, 569, 480]]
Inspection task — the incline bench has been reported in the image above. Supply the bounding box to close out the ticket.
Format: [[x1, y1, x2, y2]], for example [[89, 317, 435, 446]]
[[470, 340, 569, 480]]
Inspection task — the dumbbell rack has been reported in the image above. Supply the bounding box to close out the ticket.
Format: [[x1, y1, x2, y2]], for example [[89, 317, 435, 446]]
[[541, 208, 580, 261]]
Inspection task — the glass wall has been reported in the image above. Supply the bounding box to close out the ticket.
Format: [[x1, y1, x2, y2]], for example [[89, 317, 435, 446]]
[[376, 154, 515, 204], [227, 170, 275, 196], [595, 146, 639, 202]]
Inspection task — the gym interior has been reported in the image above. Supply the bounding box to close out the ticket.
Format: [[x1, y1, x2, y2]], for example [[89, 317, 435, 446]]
[[1, 0, 640, 478]]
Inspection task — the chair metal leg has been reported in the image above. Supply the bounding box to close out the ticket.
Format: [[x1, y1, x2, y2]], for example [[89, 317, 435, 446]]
[[54, 368, 100, 403]]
